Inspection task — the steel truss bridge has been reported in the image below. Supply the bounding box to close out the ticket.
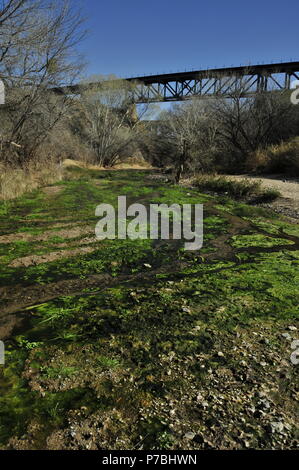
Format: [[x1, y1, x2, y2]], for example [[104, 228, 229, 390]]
[[55, 61, 299, 103]]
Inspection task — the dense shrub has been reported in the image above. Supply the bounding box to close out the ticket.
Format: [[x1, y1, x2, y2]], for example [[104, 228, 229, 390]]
[[247, 138, 299, 176], [194, 175, 281, 201]]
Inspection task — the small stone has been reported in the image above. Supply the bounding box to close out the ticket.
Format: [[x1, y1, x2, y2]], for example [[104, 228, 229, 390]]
[[270, 422, 284, 433], [184, 432, 196, 440], [288, 326, 297, 331], [258, 398, 270, 409], [182, 306, 191, 313], [281, 333, 292, 341], [264, 339, 270, 345]]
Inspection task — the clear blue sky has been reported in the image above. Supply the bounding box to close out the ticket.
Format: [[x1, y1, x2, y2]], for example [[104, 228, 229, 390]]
[[79, 0, 299, 79]]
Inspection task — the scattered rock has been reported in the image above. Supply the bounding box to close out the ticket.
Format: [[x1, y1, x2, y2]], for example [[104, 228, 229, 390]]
[[281, 333, 292, 341], [184, 432, 196, 441], [270, 422, 284, 433], [182, 306, 191, 313]]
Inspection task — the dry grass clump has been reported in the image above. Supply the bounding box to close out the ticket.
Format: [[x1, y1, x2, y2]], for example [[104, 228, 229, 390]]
[[62, 159, 105, 170], [0, 159, 63, 201], [0, 130, 99, 201], [113, 154, 152, 169], [247, 138, 299, 175]]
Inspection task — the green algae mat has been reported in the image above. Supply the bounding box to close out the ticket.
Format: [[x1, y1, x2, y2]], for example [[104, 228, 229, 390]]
[[0, 168, 298, 450]]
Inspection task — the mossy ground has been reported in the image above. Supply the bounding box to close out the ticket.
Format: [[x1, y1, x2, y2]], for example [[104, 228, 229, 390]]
[[0, 168, 298, 450]]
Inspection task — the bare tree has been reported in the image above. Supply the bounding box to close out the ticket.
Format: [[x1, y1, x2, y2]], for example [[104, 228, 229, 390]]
[[156, 78, 299, 178], [76, 78, 150, 167], [210, 78, 299, 170], [150, 99, 219, 181], [0, 0, 86, 165]]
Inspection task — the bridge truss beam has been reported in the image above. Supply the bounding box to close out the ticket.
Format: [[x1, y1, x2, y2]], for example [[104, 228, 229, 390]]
[[126, 61, 299, 103], [53, 62, 299, 103]]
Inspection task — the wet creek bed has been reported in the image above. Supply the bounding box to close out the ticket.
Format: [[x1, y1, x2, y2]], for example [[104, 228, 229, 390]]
[[0, 168, 298, 449]]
